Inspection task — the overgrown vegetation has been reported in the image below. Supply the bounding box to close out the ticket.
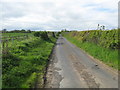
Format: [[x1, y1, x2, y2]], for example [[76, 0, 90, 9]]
[[2, 31, 57, 88], [34, 31, 50, 40], [63, 29, 119, 70]]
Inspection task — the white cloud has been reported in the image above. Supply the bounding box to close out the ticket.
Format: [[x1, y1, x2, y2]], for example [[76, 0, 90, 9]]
[[1, 0, 119, 31]]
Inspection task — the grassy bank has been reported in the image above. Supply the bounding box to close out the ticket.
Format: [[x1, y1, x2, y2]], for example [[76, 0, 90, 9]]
[[2, 33, 57, 88], [63, 30, 118, 70]]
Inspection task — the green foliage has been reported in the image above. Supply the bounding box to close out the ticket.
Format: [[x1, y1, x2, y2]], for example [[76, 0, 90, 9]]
[[56, 32, 61, 37], [2, 35, 56, 88], [21, 72, 37, 88], [2, 29, 32, 33], [40, 32, 49, 40], [52, 32, 56, 38], [34, 32, 40, 37], [2, 33, 33, 38], [63, 29, 119, 70], [63, 29, 118, 49], [34, 31, 49, 40]]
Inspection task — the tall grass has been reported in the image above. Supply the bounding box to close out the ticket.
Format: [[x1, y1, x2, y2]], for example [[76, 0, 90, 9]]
[[64, 34, 118, 70], [2, 35, 56, 88]]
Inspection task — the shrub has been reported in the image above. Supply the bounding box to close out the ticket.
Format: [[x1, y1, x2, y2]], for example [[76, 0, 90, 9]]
[[34, 32, 40, 37], [34, 31, 49, 41], [52, 32, 56, 38], [40, 32, 49, 40]]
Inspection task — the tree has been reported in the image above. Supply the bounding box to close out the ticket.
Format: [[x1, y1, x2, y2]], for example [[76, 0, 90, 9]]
[[34, 32, 40, 37], [34, 31, 49, 41], [40, 31, 49, 40], [100, 26, 103, 30], [27, 30, 31, 33], [21, 29, 26, 33], [103, 25, 105, 30], [52, 32, 56, 38], [97, 24, 100, 30], [2, 29, 7, 33]]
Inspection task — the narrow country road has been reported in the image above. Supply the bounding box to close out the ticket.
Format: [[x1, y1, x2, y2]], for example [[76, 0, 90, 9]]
[[45, 36, 118, 88]]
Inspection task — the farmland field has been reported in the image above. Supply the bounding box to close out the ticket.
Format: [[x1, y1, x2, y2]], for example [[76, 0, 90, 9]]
[[2, 33, 31, 37]]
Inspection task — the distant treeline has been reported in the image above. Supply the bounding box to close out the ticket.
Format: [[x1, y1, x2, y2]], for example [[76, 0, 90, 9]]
[[1, 29, 33, 33]]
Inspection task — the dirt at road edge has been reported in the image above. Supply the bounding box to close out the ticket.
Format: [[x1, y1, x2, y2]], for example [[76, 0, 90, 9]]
[[44, 45, 63, 88]]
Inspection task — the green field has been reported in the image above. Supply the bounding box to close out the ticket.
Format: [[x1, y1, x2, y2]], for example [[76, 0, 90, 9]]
[[2, 32, 57, 88], [2, 33, 32, 37], [63, 29, 119, 70]]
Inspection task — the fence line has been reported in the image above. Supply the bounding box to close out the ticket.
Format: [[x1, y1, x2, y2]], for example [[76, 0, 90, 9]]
[[1, 35, 29, 43]]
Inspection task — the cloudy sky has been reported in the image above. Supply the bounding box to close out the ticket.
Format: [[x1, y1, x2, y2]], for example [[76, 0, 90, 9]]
[[0, 0, 119, 31]]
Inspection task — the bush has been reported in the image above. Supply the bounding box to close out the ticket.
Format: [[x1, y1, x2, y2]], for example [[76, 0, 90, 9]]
[[34, 32, 40, 37], [52, 32, 56, 38], [40, 32, 49, 40], [34, 31, 49, 41]]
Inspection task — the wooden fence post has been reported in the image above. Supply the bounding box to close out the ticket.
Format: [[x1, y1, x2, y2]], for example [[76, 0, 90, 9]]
[[2, 40, 5, 55], [6, 40, 8, 55]]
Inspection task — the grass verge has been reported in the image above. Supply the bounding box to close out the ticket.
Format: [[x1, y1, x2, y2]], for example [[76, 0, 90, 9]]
[[64, 35, 119, 70], [2, 36, 56, 88]]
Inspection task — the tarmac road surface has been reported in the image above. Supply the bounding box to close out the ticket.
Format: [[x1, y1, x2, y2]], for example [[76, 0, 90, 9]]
[[45, 36, 118, 88]]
